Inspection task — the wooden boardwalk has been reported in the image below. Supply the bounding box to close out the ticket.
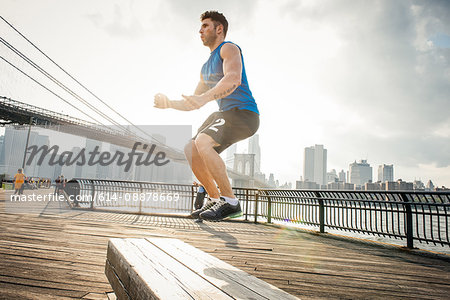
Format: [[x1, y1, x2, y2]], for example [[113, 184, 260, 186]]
[[1, 189, 449, 299]]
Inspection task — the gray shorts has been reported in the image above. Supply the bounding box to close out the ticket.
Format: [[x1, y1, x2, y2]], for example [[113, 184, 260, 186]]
[[194, 108, 260, 153]]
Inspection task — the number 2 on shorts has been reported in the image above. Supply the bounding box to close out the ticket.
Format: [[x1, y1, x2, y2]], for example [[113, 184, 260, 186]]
[[209, 118, 225, 132]]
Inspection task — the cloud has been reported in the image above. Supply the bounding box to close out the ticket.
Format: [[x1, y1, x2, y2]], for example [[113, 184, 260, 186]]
[[326, 121, 450, 168], [82, 0, 260, 42], [84, 3, 149, 39], [163, 0, 259, 30], [282, 0, 450, 168]]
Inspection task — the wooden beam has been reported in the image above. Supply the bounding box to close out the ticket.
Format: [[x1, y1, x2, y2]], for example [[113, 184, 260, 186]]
[[106, 238, 299, 300]]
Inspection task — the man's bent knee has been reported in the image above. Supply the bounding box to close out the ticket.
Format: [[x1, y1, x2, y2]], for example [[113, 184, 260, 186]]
[[184, 140, 200, 164], [195, 133, 218, 153]]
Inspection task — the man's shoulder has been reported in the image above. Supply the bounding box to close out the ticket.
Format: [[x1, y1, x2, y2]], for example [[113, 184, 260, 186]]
[[221, 41, 240, 51], [220, 42, 241, 58]]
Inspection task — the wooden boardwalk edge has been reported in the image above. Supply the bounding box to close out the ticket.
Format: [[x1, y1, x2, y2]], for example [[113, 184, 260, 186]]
[[1, 190, 450, 299]]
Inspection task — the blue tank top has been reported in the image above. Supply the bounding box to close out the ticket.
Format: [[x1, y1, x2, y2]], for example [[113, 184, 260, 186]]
[[201, 41, 259, 114]]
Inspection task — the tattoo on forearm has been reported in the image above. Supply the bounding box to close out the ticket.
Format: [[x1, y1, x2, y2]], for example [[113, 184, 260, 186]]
[[213, 84, 237, 100]]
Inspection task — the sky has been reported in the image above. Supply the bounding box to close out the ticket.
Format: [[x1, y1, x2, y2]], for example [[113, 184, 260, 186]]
[[1, 0, 450, 187]]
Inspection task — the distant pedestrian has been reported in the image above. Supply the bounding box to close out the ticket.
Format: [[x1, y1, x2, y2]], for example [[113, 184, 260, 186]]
[[13, 168, 26, 195], [54, 176, 62, 195], [61, 175, 66, 190]]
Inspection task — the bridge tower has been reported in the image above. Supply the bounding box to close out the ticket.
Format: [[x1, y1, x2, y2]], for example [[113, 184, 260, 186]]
[[232, 153, 255, 188]]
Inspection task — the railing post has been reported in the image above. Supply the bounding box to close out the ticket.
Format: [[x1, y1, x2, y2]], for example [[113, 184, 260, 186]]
[[90, 181, 95, 209], [401, 193, 414, 249], [254, 190, 259, 224], [267, 193, 272, 224], [190, 185, 195, 212], [245, 189, 249, 221], [315, 192, 325, 233], [138, 183, 143, 214]]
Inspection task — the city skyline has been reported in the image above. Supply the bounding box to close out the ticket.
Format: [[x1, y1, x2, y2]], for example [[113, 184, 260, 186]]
[[0, 126, 444, 190], [1, 0, 449, 187]]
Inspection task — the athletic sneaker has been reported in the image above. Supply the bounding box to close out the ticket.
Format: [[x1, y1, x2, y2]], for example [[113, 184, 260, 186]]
[[190, 199, 216, 219], [199, 198, 242, 221]]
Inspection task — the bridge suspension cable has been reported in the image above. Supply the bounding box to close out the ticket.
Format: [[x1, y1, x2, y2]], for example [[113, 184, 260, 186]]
[[0, 15, 163, 145], [0, 54, 186, 161], [0, 55, 105, 125], [0, 37, 130, 132]]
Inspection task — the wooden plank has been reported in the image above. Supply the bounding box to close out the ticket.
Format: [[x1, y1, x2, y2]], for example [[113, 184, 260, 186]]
[[106, 238, 231, 300], [0, 266, 110, 290], [130, 238, 233, 299], [105, 260, 130, 300], [0, 275, 88, 298], [0, 259, 107, 280], [0, 282, 77, 300], [147, 238, 299, 300], [211, 250, 449, 282]]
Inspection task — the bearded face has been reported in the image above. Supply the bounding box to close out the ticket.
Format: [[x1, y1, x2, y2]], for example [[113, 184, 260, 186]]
[[199, 18, 222, 47]]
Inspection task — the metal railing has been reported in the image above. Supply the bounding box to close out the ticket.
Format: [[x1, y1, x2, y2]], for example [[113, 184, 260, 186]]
[[65, 179, 196, 214], [64, 179, 450, 249], [257, 189, 450, 248]]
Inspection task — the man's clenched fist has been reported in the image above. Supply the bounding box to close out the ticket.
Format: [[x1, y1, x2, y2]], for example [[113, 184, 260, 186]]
[[154, 93, 170, 109]]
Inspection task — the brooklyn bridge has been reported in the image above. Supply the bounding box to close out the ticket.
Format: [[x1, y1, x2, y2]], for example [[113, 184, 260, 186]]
[[0, 96, 267, 187]]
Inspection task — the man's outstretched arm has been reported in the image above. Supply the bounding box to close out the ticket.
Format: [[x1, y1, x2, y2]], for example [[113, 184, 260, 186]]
[[182, 43, 242, 109], [153, 94, 192, 111], [154, 75, 209, 111]]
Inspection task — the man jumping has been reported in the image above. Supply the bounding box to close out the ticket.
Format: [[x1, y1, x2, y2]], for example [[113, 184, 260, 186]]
[[154, 11, 259, 221]]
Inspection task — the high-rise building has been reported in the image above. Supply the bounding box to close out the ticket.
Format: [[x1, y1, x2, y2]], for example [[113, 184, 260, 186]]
[[304, 147, 315, 183], [413, 180, 425, 190], [2, 126, 39, 177], [0, 135, 5, 173], [81, 138, 103, 179], [426, 180, 435, 191], [303, 144, 327, 186], [365, 182, 381, 191], [27, 134, 52, 178], [61, 147, 83, 180], [108, 144, 130, 181], [1, 126, 77, 180], [349, 160, 372, 187], [296, 180, 319, 190], [385, 179, 413, 191], [378, 164, 394, 182], [268, 173, 276, 188], [326, 181, 355, 190], [326, 169, 338, 184], [248, 134, 261, 174], [338, 169, 346, 182]]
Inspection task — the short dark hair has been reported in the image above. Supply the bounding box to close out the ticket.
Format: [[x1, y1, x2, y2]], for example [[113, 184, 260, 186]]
[[200, 11, 228, 37]]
